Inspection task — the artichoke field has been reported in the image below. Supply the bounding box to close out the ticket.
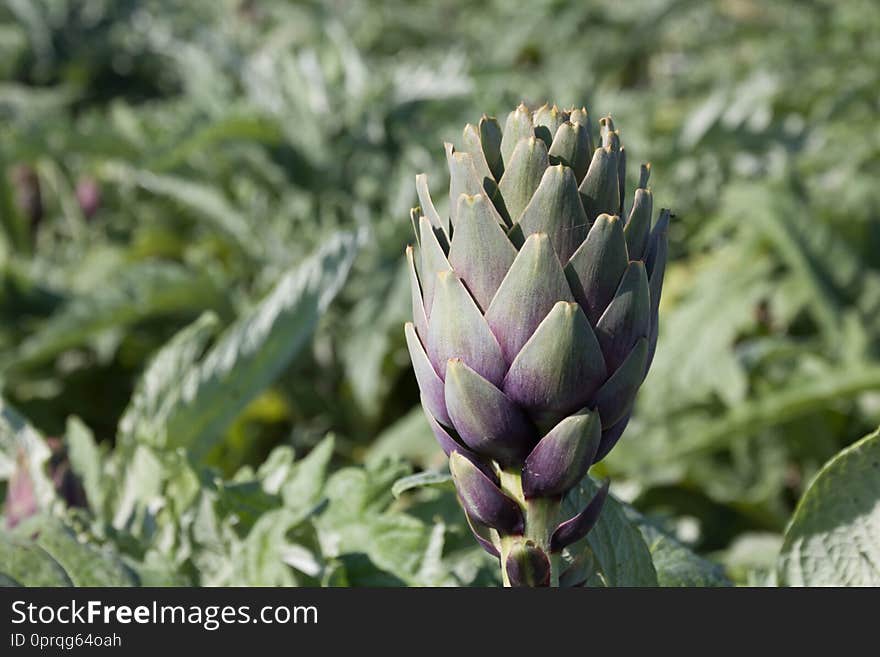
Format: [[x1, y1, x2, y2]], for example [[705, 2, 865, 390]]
[[406, 105, 670, 586]]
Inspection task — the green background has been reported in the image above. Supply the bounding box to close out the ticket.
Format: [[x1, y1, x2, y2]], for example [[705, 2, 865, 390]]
[[1, 0, 878, 586]]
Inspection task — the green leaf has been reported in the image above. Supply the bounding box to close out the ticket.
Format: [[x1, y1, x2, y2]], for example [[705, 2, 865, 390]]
[[778, 427, 880, 586], [316, 460, 432, 586], [634, 519, 732, 587], [279, 435, 336, 513], [65, 416, 105, 517], [117, 311, 220, 447], [111, 444, 164, 530], [7, 262, 223, 371], [136, 232, 358, 457], [11, 517, 137, 587], [0, 532, 72, 586], [342, 259, 410, 419], [366, 407, 439, 469], [0, 573, 22, 586], [561, 477, 658, 586], [100, 162, 262, 258], [232, 508, 324, 586], [655, 366, 880, 463], [718, 532, 782, 586], [149, 114, 284, 171], [392, 469, 453, 499]]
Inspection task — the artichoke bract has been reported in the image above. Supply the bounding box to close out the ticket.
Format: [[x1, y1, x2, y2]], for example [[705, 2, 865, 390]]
[[405, 104, 669, 587]]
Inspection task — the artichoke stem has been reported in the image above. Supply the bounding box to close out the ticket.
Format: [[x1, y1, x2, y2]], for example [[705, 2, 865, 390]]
[[497, 468, 561, 587], [499, 536, 514, 587]]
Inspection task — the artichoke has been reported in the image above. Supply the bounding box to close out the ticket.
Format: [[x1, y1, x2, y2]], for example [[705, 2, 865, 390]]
[[405, 104, 670, 587]]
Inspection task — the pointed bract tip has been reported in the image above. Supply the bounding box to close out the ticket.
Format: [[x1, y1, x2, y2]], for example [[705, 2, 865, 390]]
[[446, 356, 464, 372], [457, 192, 482, 207], [524, 230, 549, 242], [556, 300, 580, 316], [638, 163, 651, 188]]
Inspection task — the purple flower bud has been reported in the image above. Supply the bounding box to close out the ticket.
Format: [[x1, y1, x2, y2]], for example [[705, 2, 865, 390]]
[[76, 177, 101, 219], [3, 453, 37, 529], [505, 541, 551, 587]]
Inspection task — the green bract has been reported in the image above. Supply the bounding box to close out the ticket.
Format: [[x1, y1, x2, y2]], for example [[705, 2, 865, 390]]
[[405, 104, 670, 587]]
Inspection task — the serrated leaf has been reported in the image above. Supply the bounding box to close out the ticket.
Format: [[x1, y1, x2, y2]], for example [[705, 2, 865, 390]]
[[143, 232, 358, 456], [778, 427, 880, 586], [316, 461, 430, 586]]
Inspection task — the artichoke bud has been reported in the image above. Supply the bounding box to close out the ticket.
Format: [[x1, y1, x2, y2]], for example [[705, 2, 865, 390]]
[[75, 177, 101, 219], [505, 540, 551, 587], [406, 104, 670, 583]]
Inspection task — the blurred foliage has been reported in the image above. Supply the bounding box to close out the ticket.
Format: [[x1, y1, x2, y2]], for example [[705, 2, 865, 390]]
[[1, 0, 879, 586]]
